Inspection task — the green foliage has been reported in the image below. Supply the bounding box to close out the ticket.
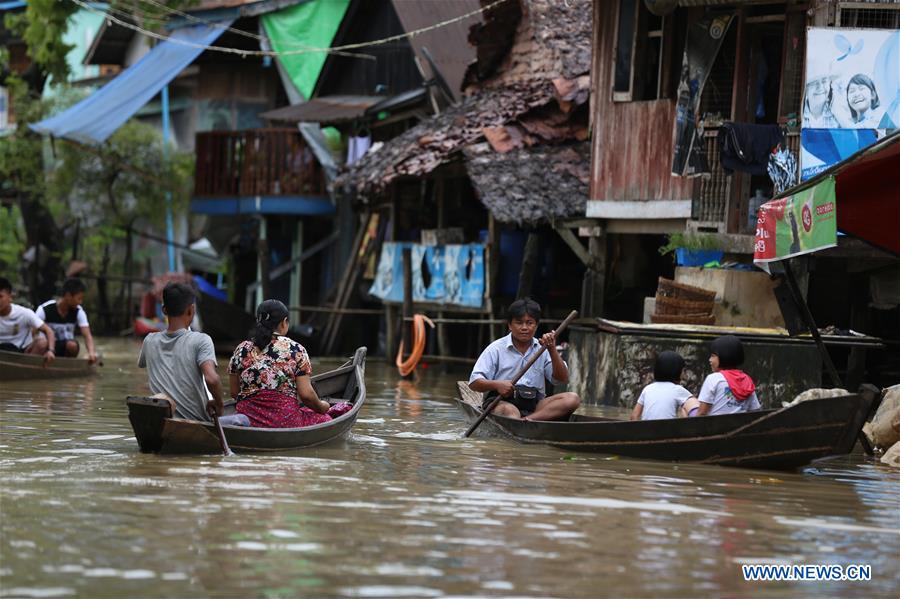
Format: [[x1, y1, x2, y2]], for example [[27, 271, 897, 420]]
[[0, 88, 87, 201], [0, 204, 25, 273], [658, 232, 722, 256], [4, 0, 76, 86], [49, 119, 194, 229]]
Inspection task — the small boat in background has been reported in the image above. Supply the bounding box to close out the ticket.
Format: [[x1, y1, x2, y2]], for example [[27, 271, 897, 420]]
[[133, 316, 166, 337], [455, 382, 879, 471], [195, 288, 255, 347], [0, 350, 98, 381], [126, 347, 367, 454]]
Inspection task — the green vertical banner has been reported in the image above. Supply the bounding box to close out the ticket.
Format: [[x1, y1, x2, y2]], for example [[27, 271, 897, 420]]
[[262, 0, 351, 100], [754, 176, 837, 272]]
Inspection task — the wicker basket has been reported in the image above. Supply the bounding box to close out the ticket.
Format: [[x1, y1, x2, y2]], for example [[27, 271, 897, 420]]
[[651, 312, 716, 325], [655, 294, 715, 315], [656, 277, 717, 301]]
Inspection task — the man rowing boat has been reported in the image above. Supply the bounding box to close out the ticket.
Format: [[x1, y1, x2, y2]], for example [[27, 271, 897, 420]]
[[468, 298, 580, 421], [138, 282, 225, 422]]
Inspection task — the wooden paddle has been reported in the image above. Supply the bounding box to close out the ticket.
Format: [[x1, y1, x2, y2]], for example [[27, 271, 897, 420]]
[[211, 407, 234, 456], [463, 309, 579, 438]]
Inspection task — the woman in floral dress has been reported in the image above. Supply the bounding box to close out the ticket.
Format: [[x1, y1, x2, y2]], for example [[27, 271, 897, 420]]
[[228, 300, 351, 428]]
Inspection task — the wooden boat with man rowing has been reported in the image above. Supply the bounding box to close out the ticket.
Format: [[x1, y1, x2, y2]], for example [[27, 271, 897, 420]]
[[126, 347, 367, 454], [456, 382, 879, 470], [0, 349, 98, 381]]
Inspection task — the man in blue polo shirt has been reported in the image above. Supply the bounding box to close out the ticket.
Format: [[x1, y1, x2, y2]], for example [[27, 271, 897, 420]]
[[468, 298, 580, 421]]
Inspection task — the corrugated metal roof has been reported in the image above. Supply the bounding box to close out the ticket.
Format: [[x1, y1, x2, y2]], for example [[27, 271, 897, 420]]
[[260, 95, 384, 124], [366, 87, 427, 116], [390, 0, 481, 101], [83, 18, 135, 66]]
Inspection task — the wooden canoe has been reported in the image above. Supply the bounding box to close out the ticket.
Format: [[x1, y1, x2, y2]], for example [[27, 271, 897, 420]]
[[126, 347, 367, 454], [0, 350, 98, 381], [456, 382, 878, 470]]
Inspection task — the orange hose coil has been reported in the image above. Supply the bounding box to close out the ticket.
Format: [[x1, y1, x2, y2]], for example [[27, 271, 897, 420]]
[[396, 314, 435, 377]]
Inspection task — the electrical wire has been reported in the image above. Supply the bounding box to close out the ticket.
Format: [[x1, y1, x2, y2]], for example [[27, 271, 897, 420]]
[[69, 0, 510, 58], [126, 0, 374, 59]]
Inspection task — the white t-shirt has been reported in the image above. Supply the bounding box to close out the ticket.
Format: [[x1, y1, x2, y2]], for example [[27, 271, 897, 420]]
[[0, 304, 44, 349], [698, 372, 761, 415], [637, 381, 694, 420]]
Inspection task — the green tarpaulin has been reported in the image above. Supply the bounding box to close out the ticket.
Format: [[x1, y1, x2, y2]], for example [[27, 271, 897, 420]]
[[262, 0, 351, 100]]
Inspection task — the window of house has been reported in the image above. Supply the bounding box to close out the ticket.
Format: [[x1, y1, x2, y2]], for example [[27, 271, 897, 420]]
[[698, 23, 737, 121], [613, 0, 668, 102], [779, 11, 806, 121], [837, 4, 900, 28]]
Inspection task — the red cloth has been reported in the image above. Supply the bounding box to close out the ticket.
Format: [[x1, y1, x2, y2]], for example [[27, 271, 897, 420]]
[[719, 369, 756, 401], [235, 389, 352, 428]]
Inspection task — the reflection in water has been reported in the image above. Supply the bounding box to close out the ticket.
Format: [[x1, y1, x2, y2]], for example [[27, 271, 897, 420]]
[[1, 338, 899, 597]]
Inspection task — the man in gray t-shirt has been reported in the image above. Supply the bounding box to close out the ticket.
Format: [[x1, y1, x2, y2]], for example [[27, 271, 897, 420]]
[[138, 282, 224, 421]]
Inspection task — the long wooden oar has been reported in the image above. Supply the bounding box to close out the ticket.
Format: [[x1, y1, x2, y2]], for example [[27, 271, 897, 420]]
[[211, 408, 234, 456], [464, 309, 579, 438]]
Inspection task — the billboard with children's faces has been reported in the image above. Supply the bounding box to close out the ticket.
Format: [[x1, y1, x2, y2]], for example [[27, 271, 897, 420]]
[[800, 28, 899, 180]]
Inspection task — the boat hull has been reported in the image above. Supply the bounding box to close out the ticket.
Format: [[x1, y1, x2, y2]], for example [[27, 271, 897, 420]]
[[127, 347, 367, 454], [456, 382, 875, 470], [0, 350, 97, 381]]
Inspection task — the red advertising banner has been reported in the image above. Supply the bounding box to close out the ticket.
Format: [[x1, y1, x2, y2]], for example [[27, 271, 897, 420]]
[[754, 176, 837, 272]]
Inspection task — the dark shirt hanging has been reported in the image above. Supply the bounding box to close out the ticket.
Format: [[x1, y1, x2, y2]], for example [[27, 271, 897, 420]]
[[718, 123, 783, 176]]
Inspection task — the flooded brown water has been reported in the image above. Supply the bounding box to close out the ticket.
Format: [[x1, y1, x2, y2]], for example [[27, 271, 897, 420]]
[[1, 338, 898, 598]]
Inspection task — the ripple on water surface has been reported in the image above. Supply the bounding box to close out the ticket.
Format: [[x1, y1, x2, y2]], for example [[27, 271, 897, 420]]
[[1, 339, 899, 598]]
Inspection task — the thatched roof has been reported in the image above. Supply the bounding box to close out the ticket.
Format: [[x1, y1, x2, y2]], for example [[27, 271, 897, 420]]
[[334, 81, 556, 196], [464, 141, 590, 224], [333, 0, 593, 225], [464, 0, 592, 88]]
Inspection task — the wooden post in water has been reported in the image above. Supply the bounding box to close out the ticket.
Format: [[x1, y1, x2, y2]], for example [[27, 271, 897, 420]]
[[783, 259, 872, 456], [583, 230, 606, 317], [783, 260, 841, 387], [517, 232, 541, 299], [487, 214, 501, 341], [257, 217, 271, 302], [385, 306, 397, 362], [401, 247, 414, 380], [435, 180, 448, 361]]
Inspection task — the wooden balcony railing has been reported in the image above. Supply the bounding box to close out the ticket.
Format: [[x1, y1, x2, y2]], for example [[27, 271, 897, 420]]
[[194, 128, 326, 197]]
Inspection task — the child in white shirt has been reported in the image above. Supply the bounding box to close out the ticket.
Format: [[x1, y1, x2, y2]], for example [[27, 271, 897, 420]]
[[631, 351, 696, 421]]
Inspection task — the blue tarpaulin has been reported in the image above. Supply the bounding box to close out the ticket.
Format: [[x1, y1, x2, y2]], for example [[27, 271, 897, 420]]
[[31, 21, 232, 144], [190, 196, 335, 216]]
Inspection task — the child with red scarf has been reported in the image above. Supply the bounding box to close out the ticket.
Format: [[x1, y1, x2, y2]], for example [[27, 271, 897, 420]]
[[686, 335, 760, 416]]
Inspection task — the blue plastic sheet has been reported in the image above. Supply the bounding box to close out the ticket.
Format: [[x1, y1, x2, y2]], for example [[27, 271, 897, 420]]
[[31, 21, 232, 144]]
